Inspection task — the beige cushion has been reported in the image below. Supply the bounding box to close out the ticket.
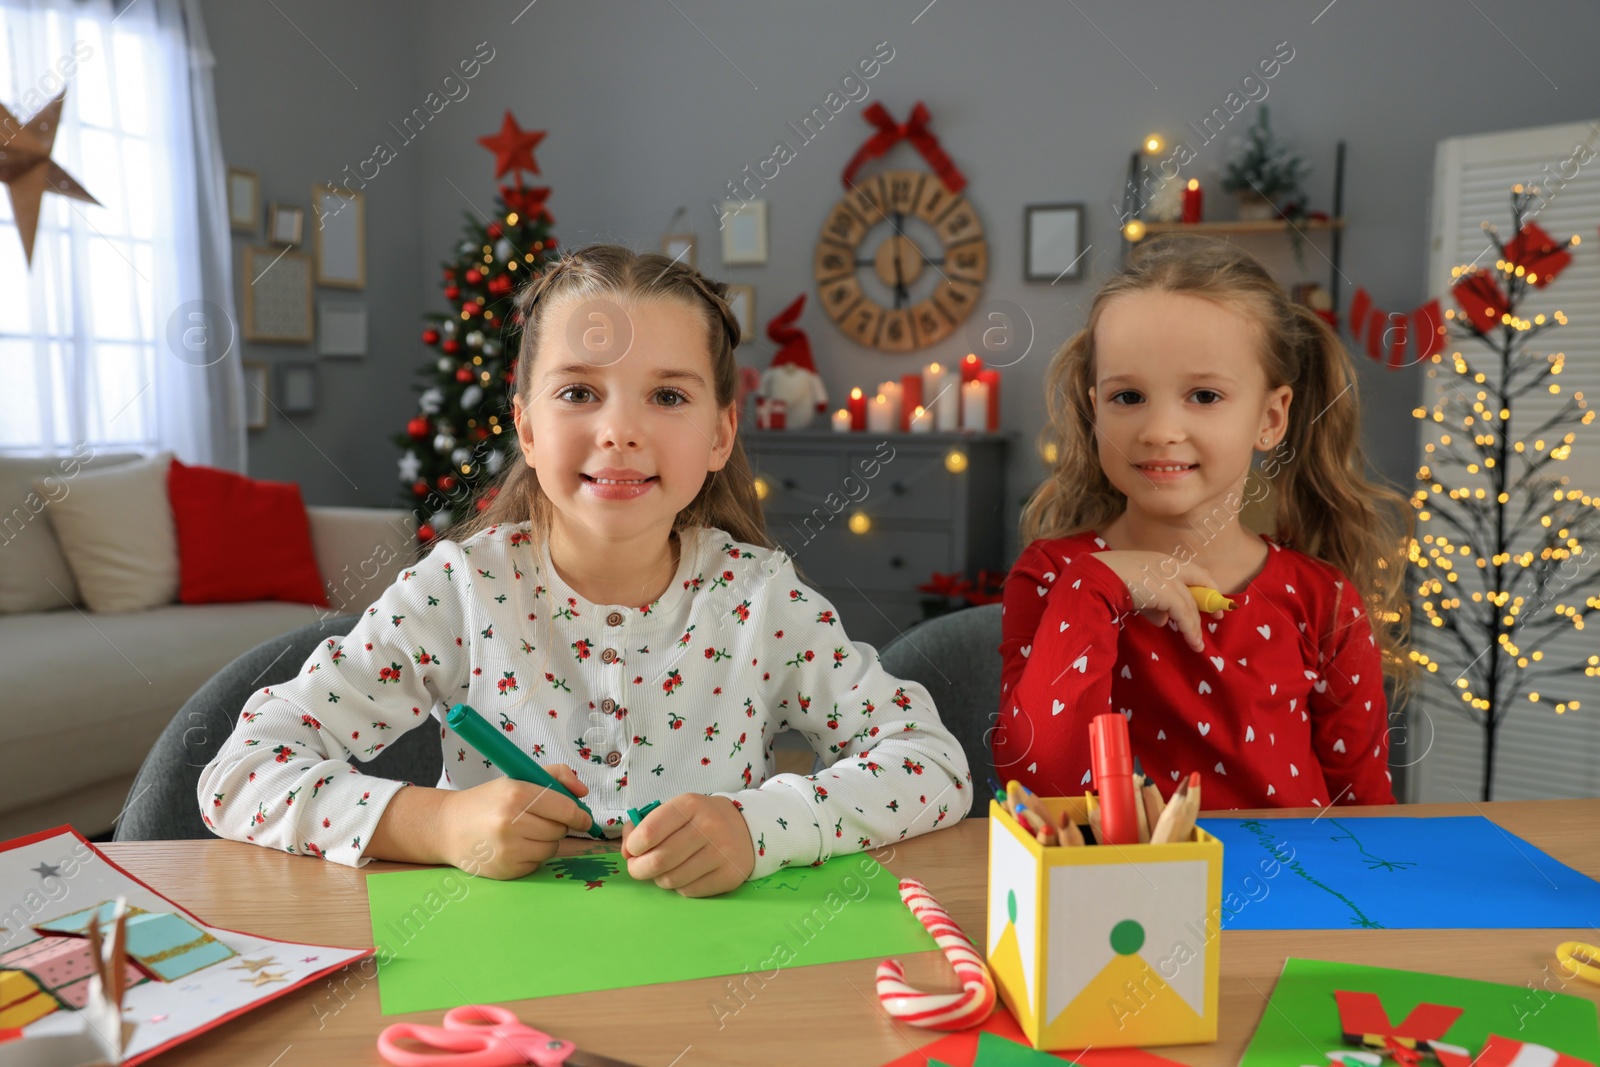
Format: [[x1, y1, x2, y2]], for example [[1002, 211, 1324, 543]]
[[0, 451, 144, 613], [39, 452, 179, 613]]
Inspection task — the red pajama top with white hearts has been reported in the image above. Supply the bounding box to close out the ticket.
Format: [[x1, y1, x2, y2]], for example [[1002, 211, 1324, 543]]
[[993, 531, 1394, 809]]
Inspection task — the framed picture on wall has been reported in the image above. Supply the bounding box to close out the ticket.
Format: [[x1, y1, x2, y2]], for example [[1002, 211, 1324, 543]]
[[725, 284, 754, 344], [242, 361, 269, 430], [1023, 202, 1086, 282], [661, 232, 696, 268], [313, 184, 366, 289], [241, 247, 313, 343], [719, 200, 767, 265], [268, 203, 304, 247], [278, 362, 317, 414], [227, 166, 259, 233]]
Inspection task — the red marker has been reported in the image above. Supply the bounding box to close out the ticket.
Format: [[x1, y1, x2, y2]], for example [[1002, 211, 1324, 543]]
[[1089, 712, 1140, 845]]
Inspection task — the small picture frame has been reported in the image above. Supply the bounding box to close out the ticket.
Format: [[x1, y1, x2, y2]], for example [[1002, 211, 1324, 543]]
[[720, 200, 767, 265], [725, 284, 754, 345], [241, 246, 313, 343], [1024, 202, 1086, 283], [242, 361, 269, 430], [317, 302, 368, 357], [313, 184, 366, 289], [267, 202, 304, 247], [227, 166, 259, 234], [661, 232, 696, 268], [277, 362, 318, 414]]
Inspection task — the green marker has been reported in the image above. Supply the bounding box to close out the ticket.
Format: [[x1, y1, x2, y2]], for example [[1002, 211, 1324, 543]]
[[446, 703, 606, 839], [626, 800, 662, 826]]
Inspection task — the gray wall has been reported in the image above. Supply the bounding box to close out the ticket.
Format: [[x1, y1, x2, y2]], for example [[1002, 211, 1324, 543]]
[[209, 1, 1600, 562]]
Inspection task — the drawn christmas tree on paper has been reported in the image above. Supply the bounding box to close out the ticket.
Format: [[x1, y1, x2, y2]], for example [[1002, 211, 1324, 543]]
[[547, 855, 617, 890]]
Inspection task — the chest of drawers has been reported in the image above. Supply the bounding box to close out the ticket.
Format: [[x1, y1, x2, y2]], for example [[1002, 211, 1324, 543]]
[[743, 430, 1011, 649]]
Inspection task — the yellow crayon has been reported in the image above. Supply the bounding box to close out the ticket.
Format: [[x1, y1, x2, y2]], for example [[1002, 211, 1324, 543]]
[[1189, 586, 1236, 613]]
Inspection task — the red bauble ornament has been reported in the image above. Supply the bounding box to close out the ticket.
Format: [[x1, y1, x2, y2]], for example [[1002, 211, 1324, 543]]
[[442, 268, 456, 281], [418, 523, 436, 543], [442, 339, 461, 355], [487, 222, 503, 239], [411, 480, 429, 497], [456, 367, 474, 382], [488, 274, 513, 296], [465, 269, 483, 285], [444, 285, 460, 300], [474, 426, 490, 440], [421, 328, 440, 345], [463, 302, 482, 318], [474, 497, 491, 512], [437, 475, 458, 492], [406, 416, 430, 439]]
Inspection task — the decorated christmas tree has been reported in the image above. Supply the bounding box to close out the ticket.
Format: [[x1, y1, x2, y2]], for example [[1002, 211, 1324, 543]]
[[393, 111, 559, 543], [1407, 187, 1598, 799]]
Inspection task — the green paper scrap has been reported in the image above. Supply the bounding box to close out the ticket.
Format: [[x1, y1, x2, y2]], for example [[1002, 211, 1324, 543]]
[[1240, 958, 1600, 1067], [972, 1031, 1068, 1066], [366, 850, 935, 1015]]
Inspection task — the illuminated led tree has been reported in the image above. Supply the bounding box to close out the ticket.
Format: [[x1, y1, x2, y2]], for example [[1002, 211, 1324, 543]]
[[1408, 187, 1599, 800]]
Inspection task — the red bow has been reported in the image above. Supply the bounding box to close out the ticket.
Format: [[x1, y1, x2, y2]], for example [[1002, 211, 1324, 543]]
[[500, 182, 554, 225], [841, 102, 966, 194], [917, 571, 974, 599]]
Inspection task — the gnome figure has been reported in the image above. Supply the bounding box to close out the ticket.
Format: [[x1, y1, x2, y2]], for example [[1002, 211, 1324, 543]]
[[758, 294, 827, 431]]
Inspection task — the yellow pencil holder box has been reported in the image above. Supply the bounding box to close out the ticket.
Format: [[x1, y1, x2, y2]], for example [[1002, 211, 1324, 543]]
[[985, 797, 1222, 1049]]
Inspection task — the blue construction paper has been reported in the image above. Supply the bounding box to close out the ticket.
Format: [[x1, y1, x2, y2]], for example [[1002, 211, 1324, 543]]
[[1198, 816, 1600, 930]]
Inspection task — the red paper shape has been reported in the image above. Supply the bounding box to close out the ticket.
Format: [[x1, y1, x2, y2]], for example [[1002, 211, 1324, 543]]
[[841, 102, 967, 193], [1503, 221, 1572, 288], [1476, 1034, 1596, 1067], [1365, 307, 1388, 362], [1335, 989, 1464, 1043], [1385, 313, 1409, 369], [1349, 289, 1372, 338], [500, 183, 553, 224], [876, 1005, 1189, 1067], [1451, 269, 1509, 333], [1413, 299, 1447, 360], [477, 110, 545, 180]]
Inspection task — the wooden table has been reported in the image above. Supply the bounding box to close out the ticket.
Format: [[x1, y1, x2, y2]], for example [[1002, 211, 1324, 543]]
[[101, 800, 1600, 1066]]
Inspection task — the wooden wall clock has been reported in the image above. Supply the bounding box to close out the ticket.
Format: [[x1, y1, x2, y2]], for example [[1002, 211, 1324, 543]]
[[813, 170, 988, 353]]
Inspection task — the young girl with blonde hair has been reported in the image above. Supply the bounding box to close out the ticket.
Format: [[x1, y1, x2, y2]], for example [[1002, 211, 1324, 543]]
[[994, 235, 1411, 809], [201, 245, 970, 895]]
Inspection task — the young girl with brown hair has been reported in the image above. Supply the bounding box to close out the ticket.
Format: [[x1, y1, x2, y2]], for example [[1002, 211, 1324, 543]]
[[200, 245, 970, 894], [994, 235, 1411, 809]]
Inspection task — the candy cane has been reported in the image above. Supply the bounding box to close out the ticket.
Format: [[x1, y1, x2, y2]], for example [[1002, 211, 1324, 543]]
[[875, 877, 996, 1030]]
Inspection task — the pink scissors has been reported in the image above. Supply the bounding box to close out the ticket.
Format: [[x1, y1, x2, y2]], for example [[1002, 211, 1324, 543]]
[[377, 1004, 640, 1067]]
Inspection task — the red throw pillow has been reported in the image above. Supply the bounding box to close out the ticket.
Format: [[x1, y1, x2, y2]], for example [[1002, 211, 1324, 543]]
[[167, 458, 328, 606]]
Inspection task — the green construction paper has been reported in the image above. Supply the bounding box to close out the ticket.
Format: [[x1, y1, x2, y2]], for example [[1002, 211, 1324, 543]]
[[366, 850, 936, 1015], [973, 1031, 1070, 1065], [1240, 958, 1600, 1067]]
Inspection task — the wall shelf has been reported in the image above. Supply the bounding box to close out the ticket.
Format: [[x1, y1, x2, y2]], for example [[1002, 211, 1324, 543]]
[[1141, 217, 1344, 235]]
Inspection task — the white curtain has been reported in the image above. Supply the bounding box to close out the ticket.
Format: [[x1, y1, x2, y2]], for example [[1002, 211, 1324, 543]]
[[0, 0, 244, 469]]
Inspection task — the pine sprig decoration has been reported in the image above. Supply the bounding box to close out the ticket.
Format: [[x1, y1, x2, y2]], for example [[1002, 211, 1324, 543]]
[[1221, 105, 1310, 201]]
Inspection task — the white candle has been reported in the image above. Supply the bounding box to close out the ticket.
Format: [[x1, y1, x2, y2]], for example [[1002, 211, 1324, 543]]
[[866, 393, 895, 435], [908, 404, 932, 434], [831, 408, 852, 433], [961, 380, 990, 431], [877, 380, 901, 431], [924, 361, 960, 432], [922, 362, 949, 416]]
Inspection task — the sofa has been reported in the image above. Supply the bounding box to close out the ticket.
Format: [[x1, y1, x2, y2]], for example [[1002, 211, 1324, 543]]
[[0, 451, 418, 840]]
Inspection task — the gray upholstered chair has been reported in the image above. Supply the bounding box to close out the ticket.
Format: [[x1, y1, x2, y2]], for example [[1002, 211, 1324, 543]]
[[878, 604, 1002, 817], [113, 615, 443, 842], [115, 603, 1006, 838]]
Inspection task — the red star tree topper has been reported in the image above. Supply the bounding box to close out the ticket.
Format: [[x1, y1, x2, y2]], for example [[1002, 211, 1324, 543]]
[[392, 112, 559, 542]]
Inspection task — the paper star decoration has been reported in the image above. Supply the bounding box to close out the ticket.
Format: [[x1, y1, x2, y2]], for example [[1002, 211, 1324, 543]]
[[477, 110, 544, 180], [230, 956, 277, 973], [31, 861, 61, 878], [398, 450, 421, 482], [246, 969, 290, 987], [0, 89, 100, 266]]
